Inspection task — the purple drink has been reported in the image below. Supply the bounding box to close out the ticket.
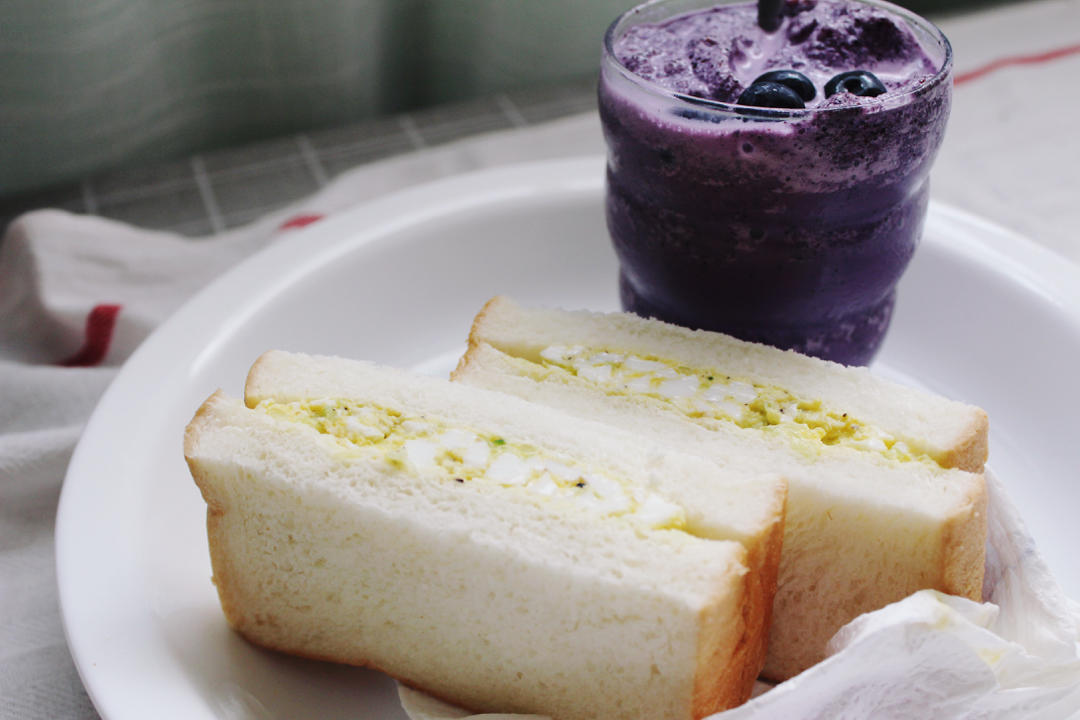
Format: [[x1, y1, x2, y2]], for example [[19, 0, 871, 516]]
[[599, 0, 952, 365]]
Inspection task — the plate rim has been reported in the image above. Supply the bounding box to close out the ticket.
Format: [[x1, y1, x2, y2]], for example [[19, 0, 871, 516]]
[[54, 155, 1080, 720]]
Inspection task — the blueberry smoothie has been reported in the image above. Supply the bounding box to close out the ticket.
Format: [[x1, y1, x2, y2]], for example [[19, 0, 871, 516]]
[[599, 0, 952, 365]]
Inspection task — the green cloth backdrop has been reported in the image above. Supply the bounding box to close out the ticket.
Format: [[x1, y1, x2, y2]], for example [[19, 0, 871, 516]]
[[0, 0, 976, 194], [0, 0, 633, 193]]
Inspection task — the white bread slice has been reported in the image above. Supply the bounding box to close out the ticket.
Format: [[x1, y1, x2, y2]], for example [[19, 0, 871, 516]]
[[185, 353, 788, 719], [452, 296, 988, 680], [462, 297, 988, 472]]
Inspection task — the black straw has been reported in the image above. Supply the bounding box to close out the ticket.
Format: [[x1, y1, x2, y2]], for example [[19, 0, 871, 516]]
[[758, 0, 783, 32]]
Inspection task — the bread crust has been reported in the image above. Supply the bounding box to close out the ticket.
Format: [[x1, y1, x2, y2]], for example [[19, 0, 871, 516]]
[[693, 488, 786, 713], [939, 410, 989, 473], [186, 393, 245, 634], [940, 472, 989, 600], [692, 565, 750, 716], [454, 294, 505, 379], [243, 350, 278, 408]]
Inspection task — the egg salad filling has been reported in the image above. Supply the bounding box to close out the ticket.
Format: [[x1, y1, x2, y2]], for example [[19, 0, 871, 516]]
[[255, 399, 687, 531], [535, 345, 936, 467]]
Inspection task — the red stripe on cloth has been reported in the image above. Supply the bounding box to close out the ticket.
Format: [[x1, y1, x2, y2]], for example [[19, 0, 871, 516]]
[[60, 304, 122, 367], [279, 213, 325, 230], [955, 43, 1080, 86]]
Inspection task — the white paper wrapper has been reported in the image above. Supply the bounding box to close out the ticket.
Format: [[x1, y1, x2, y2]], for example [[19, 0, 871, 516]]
[[398, 472, 1080, 720]]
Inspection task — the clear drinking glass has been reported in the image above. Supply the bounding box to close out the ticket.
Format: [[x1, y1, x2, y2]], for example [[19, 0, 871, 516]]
[[599, 0, 952, 365]]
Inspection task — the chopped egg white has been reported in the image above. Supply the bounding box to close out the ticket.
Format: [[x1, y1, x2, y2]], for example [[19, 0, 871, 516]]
[[584, 472, 623, 501], [623, 357, 670, 374], [487, 453, 529, 485], [727, 381, 757, 404], [698, 392, 746, 419], [851, 436, 888, 452], [344, 415, 384, 438], [529, 473, 559, 497], [655, 375, 700, 399], [634, 494, 686, 529], [403, 439, 438, 473], [540, 344, 585, 363], [439, 428, 477, 450], [461, 440, 491, 468], [400, 419, 434, 434], [578, 364, 613, 383], [543, 459, 576, 481]]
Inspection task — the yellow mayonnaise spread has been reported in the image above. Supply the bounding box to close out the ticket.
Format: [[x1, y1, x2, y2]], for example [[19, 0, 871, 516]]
[[534, 345, 935, 466], [255, 399, 687, 531]]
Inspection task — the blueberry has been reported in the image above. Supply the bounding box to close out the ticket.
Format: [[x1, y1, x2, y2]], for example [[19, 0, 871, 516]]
[[752, 70, 816, 102], [824, 70, 887, 98], [736, 81, 805, 109]]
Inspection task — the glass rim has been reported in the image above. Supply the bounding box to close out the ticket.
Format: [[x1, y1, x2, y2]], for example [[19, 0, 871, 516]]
[[601, 0, 954, 117]]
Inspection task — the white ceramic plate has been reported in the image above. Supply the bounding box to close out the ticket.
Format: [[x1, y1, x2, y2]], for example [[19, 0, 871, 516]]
[[57, 156, 1080, 720]]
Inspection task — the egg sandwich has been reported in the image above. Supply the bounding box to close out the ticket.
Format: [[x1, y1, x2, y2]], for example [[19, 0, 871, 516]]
[[452, 296, 989, 680], [184, 350, 788, 719]]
